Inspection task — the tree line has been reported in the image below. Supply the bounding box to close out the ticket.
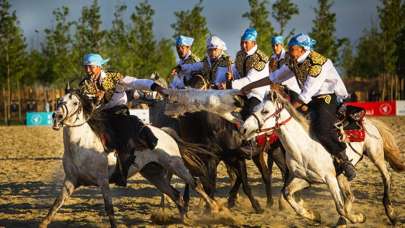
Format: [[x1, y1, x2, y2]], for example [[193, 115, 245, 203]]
[[0, 0, 404, 89]]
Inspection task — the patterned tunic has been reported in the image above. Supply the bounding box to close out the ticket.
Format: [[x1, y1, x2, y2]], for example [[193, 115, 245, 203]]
[[232, 45, 270, 101], [201, 54, 229, 84], [80, 72, 124, 105], [287, 51, 327, 89], [235, 49, 269, 78], [270, 50, 348, 104], [80, 71, 154, 109]]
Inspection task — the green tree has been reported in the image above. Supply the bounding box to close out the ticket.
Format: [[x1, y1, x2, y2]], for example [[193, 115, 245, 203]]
[[0, 0, 27, 124], [105, 3, 132, 73], [271, 0, 299, 38], [128, 0, 157, 77], [242, 0, 274, 55], [351, 25, 384, 78], [242, 0, 275, 55], [339, 40, 354, 77], [41, 6, 75, 85], [73, 0, 105, 75], [171, 0, 210, 58], [396, 2, 405, 76], [309, 0, 343, 63], [378, 0, 402, 74]]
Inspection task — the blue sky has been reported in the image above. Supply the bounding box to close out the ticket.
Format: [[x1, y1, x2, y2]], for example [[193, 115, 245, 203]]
[[11, 0, 380, 57]]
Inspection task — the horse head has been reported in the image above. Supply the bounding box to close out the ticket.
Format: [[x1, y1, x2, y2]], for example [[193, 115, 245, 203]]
[[240, 91, 285, 139], [53, 89, 94, 130]]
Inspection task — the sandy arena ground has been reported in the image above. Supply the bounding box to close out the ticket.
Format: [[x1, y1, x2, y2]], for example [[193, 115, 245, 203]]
[[0, 117, 405, 227]]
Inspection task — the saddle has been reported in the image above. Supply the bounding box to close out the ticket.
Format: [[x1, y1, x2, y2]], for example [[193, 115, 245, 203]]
[[336, 104, 366, 142]]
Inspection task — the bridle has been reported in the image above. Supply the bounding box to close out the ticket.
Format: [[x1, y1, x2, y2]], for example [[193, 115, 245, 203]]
[[55, 93, 90, 128], [251, 99, 292, 134]]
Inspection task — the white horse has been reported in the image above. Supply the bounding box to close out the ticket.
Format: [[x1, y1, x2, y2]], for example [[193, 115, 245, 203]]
[[39, 90, 219, 228], [240, 92, 405, 226]]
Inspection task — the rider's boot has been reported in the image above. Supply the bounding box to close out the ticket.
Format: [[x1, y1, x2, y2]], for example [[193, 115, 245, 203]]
[[336, 150, 356, 181]]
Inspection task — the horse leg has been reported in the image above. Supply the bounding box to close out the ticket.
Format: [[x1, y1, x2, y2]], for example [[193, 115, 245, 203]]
[[160, 172, 173, 211], [98, 179, 117, 228], [39, 178, 76, 228], [283, 177, 320, 222], [325, 175, 364, 224], [335, 175, 366, 227], [367, 145, 397, 224], [227, 174, 242, 208], [235, 157, 263, 213], [270, 144, 290, 210], [252, 150, 273, 208], [140, 164, 186, 221], [168, 158, 220, 213]]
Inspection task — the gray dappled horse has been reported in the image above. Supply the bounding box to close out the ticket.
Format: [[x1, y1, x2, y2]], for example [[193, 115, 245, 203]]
[[241, 91, 405, 226], [39, 89, 219, 228]]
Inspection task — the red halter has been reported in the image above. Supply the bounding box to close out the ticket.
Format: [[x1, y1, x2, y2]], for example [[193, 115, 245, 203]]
[[251, 101, 292, 135]]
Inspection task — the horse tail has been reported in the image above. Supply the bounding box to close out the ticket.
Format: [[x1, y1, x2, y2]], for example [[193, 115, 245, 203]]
[[162, 127, 218, 178], [368, 118, 405, 172]]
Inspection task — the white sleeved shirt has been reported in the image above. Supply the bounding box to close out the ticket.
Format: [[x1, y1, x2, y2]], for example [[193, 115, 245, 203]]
[[99, 71, 154, 109], [232, 45, 270, 101], [170, 52, 194, 89], [270, 49, 301, 95], [270, 51, 348, 104], [180, 55, 236, 86]]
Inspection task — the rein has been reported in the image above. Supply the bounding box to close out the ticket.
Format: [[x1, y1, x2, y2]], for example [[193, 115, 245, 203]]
[[252, 100, 292, 134], [56, 94, 92, 128]]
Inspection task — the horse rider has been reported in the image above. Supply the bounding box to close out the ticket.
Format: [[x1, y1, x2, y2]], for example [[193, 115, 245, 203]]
[[240, 33, 356, 181], [174, 35, 233, 89], [231, 27, 270, 120], [170, 35, 200, 89], [80, 53, 166, 186], [269, 35, 300, 102]]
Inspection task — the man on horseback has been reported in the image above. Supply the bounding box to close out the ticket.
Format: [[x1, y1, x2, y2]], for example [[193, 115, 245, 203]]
[[240, 33, 356, 181], [231, 28, 270, 119], [174, 35, 232, 89], [269, 35, 300, 102], [170, 35, 200, 89], [80, 53, 166, 186]]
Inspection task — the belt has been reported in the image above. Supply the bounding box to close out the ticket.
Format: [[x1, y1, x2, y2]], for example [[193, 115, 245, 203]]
[[312, 94, 334, 104]]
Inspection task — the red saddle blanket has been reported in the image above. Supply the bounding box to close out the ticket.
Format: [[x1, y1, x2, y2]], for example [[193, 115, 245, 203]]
[[256, 132, 279, 146], [340, 129, 365, 142]]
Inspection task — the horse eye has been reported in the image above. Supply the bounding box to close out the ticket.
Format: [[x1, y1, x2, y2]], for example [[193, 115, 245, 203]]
[[261, 110, 269, 115], [73, 102, 78, 106]]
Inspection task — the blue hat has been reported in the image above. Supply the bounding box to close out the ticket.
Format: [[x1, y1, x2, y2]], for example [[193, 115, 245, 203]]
[[83, 53, 109, 66], [288, 33, 316, 50], [176, 35, 194, 46], [241, 28, 257, 41], [271, 35, 284, 45]]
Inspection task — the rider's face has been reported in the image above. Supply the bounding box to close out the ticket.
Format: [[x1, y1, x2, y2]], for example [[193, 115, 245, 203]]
[[272, 44, 283, 55], [241, 40, 256, 53], [84, 65, 102, 79], [288, 45, 306, 60], [176, 45, 191, 59], [208, 48, 222, 60]]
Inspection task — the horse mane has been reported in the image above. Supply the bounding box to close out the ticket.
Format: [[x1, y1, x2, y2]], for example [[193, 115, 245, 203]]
[[273, 91, 310, 132]]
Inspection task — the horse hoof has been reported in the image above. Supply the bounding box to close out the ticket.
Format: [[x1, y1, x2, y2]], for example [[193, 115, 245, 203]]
[[266, 198, 274, 208], [386, 205, 397, 225], [311, 210, 321, 223], [39, 220, 49, 228], [227, 199, 236, 208], [254, 206, 264, 214], [336, 216, 347, 228], [356, 213, 366, 223]]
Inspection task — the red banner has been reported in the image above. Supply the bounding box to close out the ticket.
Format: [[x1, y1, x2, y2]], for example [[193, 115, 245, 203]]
[[346, 101, 396, 116]]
